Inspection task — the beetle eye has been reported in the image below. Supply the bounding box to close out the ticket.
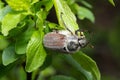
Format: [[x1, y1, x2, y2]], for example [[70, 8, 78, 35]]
[[67, 41, 79, 51]]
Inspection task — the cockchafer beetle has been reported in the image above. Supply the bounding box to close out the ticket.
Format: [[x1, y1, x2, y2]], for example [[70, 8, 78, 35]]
[[43, 13, 88, 53]]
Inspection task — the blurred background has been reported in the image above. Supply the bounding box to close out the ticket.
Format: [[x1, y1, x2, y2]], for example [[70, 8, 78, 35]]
[[80, 0, 120, 80]]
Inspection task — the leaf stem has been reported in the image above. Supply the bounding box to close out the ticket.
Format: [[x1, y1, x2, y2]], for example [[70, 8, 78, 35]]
[[27, 72, 32, 80]]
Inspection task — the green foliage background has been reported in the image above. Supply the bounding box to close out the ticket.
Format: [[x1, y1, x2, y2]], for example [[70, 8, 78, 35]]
[[0, 0, 119, 80]]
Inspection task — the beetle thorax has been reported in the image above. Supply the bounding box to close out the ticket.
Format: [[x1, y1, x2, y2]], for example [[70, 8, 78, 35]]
[[64, 35, 80, 53]]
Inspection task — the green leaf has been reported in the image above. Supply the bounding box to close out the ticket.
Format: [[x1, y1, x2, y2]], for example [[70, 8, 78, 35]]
[[62, 54, 93, 80], [47, 22, 64, 30], [17, 66, 27, 80], [44, 0, 53, 11], [76, 0, 92, 9], [0, 35, 9, 50], [36, 10, 47, 28], [53, 0, 79, 34], [108, 0, 115, 6], [40, 55, 52, 70], [0, 1, 4, 9], [72, 52, 101, 80], [8, 20, 26, 37], [0, 53, 2, 63], [40, 67, 55, 77], [15, 38, 27, 54], [31, 0, 53, 12], [50, 75, 76, 80], [6, 0, 31, 11], [0, 62, 17, 78], [74, 4, 95, 23], [15, 20, 35, 54], [0, 6, 12, 22], [66, 0, 75, 5], [25, 31, 46, 72], [61, 52, 100, 80], [2, 46, 18, 66], [0, 57, 23, 78], [31, 0, 39, 5], [1, 12, 25, 36]]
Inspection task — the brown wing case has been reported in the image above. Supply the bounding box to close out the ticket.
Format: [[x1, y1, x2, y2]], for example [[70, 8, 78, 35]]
[[43, 32, 66, 50]]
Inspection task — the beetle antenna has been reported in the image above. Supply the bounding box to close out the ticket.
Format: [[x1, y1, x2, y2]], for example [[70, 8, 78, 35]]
[[60, 12, 73, 34]]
